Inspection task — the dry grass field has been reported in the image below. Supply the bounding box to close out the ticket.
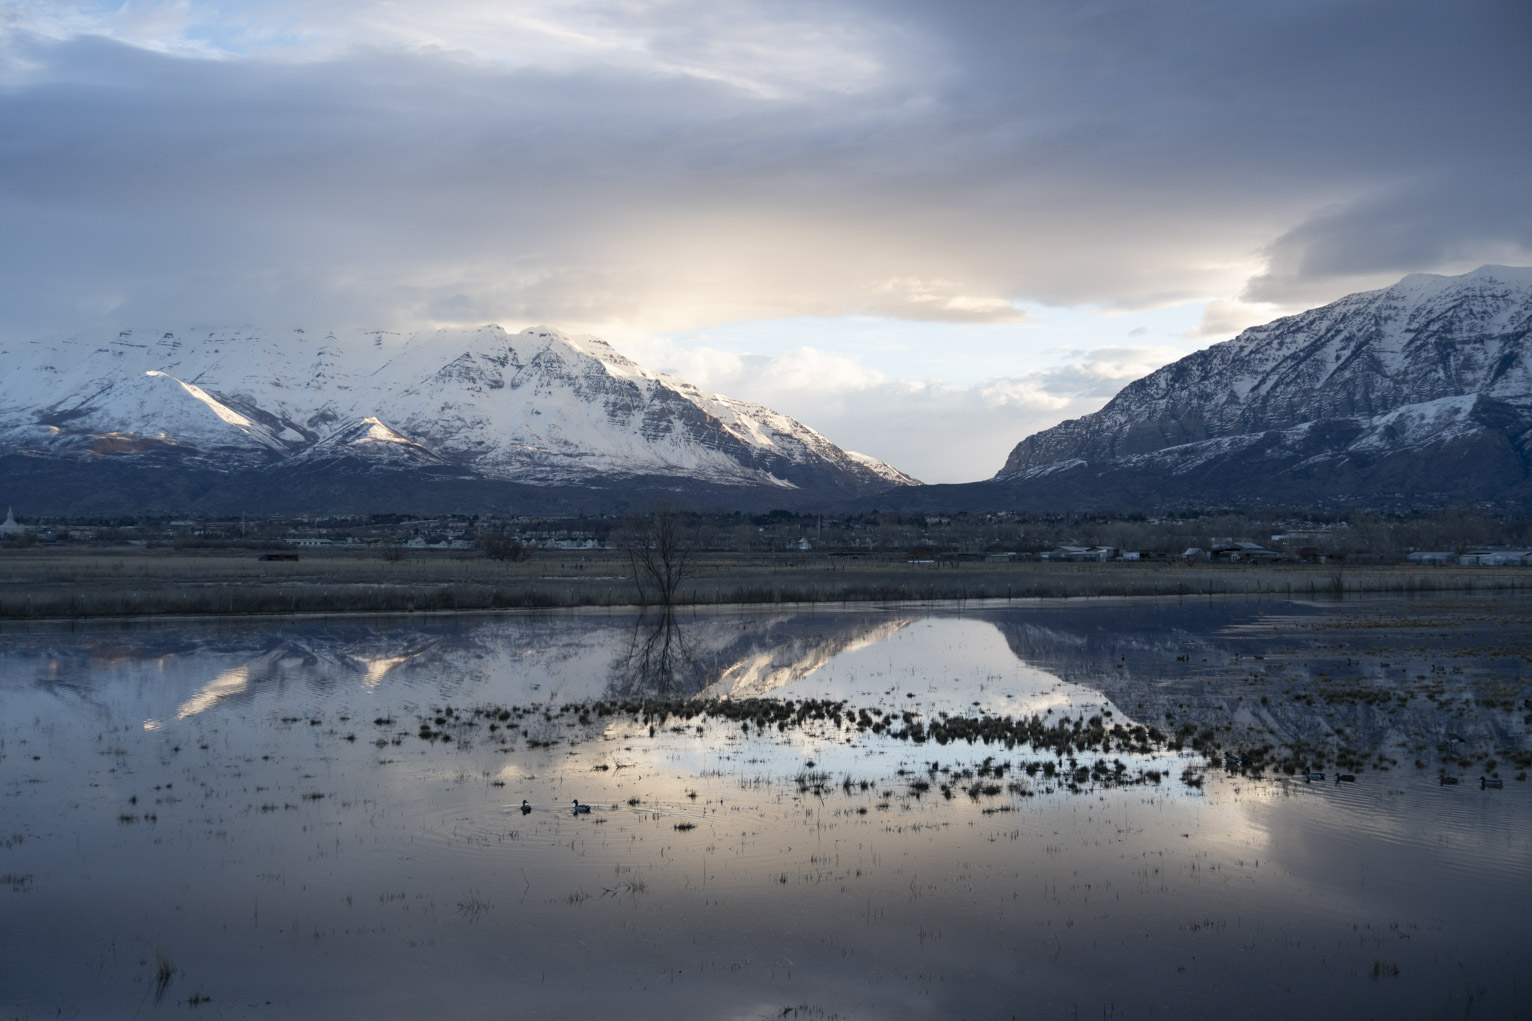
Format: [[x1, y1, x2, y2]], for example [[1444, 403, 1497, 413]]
[[0, 547, 1528, 619]]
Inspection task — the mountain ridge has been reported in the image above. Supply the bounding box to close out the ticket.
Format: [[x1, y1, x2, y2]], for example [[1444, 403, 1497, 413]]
[[0, 324, 917, 514], [998, 264, 1532, 482]]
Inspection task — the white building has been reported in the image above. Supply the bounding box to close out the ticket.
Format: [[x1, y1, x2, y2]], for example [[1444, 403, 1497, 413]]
[[0, 508, 26, 538]]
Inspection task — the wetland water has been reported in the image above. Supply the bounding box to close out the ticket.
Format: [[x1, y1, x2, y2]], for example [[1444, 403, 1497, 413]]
[[2, 594, 1529, 1019]]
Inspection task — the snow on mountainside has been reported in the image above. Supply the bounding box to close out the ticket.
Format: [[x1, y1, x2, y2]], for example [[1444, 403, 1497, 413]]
[[0, 325, 916, 513], [991, 265, 1532, 510]]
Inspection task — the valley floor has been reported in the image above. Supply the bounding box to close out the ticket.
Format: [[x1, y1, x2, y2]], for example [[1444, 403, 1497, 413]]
[[0, 548, 1528, 619]]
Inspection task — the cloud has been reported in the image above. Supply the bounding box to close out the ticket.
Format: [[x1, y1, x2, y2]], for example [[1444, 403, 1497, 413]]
[[610, 338, 1180, 482], [1191, 298, 1290, 342], [1244, 175, 1532, 306], [2, 0, 1526, 343], [1026, 346, 1190, 400], [860, 278, 1023, 323]]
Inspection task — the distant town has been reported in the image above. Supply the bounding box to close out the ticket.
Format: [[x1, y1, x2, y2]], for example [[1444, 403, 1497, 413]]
[[2, 505, 1528, 566]]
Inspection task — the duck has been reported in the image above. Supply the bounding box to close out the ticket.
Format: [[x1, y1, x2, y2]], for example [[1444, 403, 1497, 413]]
[[1481, 777, 1503, 789], [1336, 773, 1356, 783], [571, 799, 592, 814], [520, 800, 532, 815], [1304, 771, 1325, 782], [1439, 775, 1460, 786]]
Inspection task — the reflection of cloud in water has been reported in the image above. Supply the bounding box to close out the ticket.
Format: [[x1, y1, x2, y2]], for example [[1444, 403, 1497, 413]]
[[722, 617, 1125, 720], [603, 613, 1136, 722]]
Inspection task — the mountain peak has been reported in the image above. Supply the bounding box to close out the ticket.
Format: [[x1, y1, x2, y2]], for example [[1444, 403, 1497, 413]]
[[992, 265, 1532, 510]]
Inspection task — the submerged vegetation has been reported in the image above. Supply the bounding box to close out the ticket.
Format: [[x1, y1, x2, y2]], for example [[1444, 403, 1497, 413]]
[[400, 673, 1531, 795]]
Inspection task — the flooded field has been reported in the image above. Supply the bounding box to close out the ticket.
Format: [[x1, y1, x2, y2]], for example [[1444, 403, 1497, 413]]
[[2, 594, 1529, 1019]]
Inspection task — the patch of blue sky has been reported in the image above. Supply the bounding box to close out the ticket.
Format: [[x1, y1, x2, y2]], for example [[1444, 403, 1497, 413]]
[[148, 1, 284, 57], [657, 301, 1211, 388], [38, 1, 307, 59]]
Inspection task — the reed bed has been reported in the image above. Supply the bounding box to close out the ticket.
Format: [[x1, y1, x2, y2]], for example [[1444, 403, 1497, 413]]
[[0, 549, 1527, 619]]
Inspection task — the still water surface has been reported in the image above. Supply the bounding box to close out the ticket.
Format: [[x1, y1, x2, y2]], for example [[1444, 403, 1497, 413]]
[[1, 596, 1528, 1018]]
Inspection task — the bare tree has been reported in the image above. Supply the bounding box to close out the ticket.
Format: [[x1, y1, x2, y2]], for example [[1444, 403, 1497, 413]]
[[479, 528, 528, 562], [622, 504, 697, 606]]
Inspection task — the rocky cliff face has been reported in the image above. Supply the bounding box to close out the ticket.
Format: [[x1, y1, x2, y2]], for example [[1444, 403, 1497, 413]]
[[992, 265, 1532, 510], [0, 325, 916, 514]]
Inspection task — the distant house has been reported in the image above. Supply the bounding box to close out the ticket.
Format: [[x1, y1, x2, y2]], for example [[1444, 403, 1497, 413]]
[[1406, 551, 1457, 565], [0, 507, 24, 538], [1182, 547, 1210, 562], [1042, 545, 1116, 562], [1209, 542, 1281, 563]]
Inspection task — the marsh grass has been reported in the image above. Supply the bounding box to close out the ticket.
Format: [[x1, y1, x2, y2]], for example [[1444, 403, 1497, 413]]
[[152, 948, 175, 1004], [456, 890, 493, 921], [0, 548, 1527, 619]]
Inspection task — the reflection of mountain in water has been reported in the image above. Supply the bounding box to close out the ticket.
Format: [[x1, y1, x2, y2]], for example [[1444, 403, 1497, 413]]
[[0, 617, 590, 721], [982, 600, 1301, 700], [0, 611, 925, 720], [982, 600, 1350, 744], [164, 641, 438, 723], [6, 598, 1521, 765], [982, 597, 1530, 760], [702, 619, 910, 699], [606, 611, 913, 700]]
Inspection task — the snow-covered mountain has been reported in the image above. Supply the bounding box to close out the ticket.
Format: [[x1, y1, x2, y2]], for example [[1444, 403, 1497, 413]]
[[987, 265, 1532, 509], [0, 325, 916, 514]]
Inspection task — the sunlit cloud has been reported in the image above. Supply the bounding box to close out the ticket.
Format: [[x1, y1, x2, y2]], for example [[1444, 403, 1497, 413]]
[[862, 278, 1023, 323], [610, 336, 1181, 481]]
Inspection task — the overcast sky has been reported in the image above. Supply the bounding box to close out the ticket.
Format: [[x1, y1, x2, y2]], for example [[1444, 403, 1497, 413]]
[[2, 1, 1529, 482]]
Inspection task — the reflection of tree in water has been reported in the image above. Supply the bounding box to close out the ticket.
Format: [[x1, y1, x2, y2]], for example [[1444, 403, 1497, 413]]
[[608, 610, 702, 698]]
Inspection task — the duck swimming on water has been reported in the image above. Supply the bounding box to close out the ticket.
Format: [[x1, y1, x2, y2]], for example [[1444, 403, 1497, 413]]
[[572, 800, 592, 814], [521, 800, 532, 815]]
